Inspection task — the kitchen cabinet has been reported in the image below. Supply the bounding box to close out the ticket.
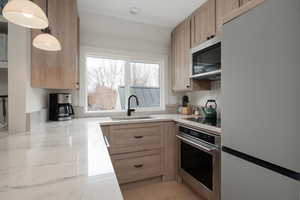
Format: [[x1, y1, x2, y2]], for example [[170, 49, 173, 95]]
[[101, 122, 178, 184], [216, 0, 240, 32], [111, 149, 163, 184], [240, 0, 251, 6], [171, 19, 192, 92], [191, 0, 216, 48], [31, 0, 79, 89], [223, 0, 265, 24], [171, 20, 210, 92], [109, 123, 164, 155]]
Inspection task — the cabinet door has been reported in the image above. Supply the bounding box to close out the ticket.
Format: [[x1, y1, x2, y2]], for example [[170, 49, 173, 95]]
[[31, 0, 79, 89], [216, 0, 240, 32], [240, 0, 251, 6], [191, 0, 216, 48], [172, 19, 192, 92]]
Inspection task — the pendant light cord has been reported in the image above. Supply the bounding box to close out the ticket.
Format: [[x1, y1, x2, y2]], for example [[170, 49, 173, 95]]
[[42, 0, 50, 34], [46, 0, 48, 17]]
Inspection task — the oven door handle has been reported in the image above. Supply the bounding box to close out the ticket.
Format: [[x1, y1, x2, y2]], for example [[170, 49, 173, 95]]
[[176, 135, 217, 153]]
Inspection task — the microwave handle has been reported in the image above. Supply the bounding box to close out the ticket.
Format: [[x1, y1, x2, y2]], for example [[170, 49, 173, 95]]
[[176, 135, 217, 153]]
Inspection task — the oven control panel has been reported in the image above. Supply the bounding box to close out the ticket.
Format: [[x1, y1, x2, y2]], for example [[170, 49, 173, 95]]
[[178, 126, 218, 145]]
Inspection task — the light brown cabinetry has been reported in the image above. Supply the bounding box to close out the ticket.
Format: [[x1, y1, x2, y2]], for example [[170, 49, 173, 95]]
[[171, 19, 210, 92], [240, 0, 251, 6], [109, 123, 164, 154], [191, 0, 216, 48], [111, 150, 163, 184], [216, 0, 240, 32], [223, 0, 265, 24], [171, 19, 192, 92], [101, 122, 177, 185], [31, 0, 79, 89]]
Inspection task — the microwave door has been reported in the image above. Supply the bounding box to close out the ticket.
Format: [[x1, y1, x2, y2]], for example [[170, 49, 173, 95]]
[[190, 37, 221, 80]]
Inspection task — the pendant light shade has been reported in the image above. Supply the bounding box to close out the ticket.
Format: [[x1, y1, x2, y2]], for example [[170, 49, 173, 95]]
[[33, 32, 61, 51], [3, 0, 49, 29]]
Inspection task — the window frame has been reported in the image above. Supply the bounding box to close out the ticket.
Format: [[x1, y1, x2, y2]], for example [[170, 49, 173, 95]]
[[81, 47, 166, 114]]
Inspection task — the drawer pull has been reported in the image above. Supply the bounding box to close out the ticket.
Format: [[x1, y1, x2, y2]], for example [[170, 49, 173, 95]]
[[134, 136, 143, 139], [134, 164, 144, 168]]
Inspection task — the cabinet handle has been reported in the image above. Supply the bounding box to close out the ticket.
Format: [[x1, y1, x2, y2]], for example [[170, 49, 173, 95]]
[[134, 164, 144, 168], [207, 36, 210, 40], [103, 136, 110, 148], [210, 35, 215, 39], [134, 136, 143, 139], [186, 85, 190, 88]]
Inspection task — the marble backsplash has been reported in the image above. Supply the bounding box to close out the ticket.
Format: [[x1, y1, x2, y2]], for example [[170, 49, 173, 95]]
[[186, 81, 221, 118]]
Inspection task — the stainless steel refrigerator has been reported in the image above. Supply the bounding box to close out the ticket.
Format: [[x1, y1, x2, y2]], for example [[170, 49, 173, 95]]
[[221, 0, 300, 199]]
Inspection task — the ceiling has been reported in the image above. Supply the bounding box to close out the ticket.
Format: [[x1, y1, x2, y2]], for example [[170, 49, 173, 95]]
[[77, 0, 207, 28]]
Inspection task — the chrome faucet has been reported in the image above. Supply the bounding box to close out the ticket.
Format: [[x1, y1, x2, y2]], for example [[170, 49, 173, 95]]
[[127, 95, 139, 116]]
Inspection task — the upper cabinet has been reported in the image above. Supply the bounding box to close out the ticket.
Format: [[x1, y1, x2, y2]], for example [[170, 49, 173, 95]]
[[31, 0, 79, 89], [223, 0, 265, 24], [171, 19, 192, 92], [171, 0, 266, 92], [171, 19, 210, 92], [191, 0, 216, 48], [240, 0, 251, 6], [216, 0, 240, 32]]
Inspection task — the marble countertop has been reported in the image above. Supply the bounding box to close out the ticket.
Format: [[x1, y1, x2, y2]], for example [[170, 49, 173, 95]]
[[0, 114, 221, 200], [98, 114, 192, 125], [0, 118, 123, 200], [99, 114, 222, 135]]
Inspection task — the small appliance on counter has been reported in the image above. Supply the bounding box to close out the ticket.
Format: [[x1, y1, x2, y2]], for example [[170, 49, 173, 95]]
[[49, 93, 74, 121], [200, 99, 217, 119], [0, 95, 8, 130], [178, 95, 192, 115]]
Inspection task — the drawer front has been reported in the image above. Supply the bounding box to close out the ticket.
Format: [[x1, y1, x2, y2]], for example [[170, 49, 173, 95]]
[[110, 123, 163, 154], [111, 150, 163, 184]]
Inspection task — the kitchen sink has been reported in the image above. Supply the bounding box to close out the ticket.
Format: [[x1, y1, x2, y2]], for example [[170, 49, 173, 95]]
[[111, 116, 152, 121]]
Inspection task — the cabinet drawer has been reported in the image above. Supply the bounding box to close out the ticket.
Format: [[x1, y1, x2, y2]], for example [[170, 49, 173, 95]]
[[109, 123, 163, 154], [111, 150, 163, 184]]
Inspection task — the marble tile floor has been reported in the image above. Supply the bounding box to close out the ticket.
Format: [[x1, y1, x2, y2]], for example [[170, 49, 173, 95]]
[[122, 181, 203, 200]]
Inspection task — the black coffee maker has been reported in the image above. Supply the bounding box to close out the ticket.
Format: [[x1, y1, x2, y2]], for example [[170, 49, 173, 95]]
[[49, 93, 74, 121]]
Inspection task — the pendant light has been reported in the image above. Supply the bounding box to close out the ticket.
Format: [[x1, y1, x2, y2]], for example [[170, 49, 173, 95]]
[[33, 27, 61, 51], [32, 0, 61, 51], [3, 0, 49, 29]]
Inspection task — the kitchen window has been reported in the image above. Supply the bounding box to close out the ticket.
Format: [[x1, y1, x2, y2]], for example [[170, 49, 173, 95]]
[[85, 56, 163, 112]]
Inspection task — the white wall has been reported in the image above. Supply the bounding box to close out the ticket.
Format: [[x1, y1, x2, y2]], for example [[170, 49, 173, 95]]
[[8, 24, 47, 133], [80, 12, 171, 54], [186, 81, 221, 116], [73, 11, 180, 115]]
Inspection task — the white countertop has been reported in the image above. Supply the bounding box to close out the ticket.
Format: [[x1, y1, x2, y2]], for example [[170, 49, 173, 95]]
[[99, 114, 222, 135], [0, 118, 123, 200], [0, 115, 221, 200]]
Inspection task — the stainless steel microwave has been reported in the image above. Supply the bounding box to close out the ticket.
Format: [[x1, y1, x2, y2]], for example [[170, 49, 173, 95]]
[[190, 37, 221, 80]]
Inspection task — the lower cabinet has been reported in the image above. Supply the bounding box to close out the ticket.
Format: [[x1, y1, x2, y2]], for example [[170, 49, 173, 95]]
[[101, 122, 177, 184], [111, 150, 163, 184]]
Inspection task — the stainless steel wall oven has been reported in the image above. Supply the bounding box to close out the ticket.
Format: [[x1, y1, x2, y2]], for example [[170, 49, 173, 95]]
[[177, 125, 221, 200]]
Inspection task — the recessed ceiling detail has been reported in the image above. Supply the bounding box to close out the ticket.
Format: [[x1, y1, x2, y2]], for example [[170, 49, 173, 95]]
[[129, 7, 141, 15]]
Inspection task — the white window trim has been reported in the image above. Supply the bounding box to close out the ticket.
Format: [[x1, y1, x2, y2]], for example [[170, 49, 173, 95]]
[[79, 46, 167, 114]]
